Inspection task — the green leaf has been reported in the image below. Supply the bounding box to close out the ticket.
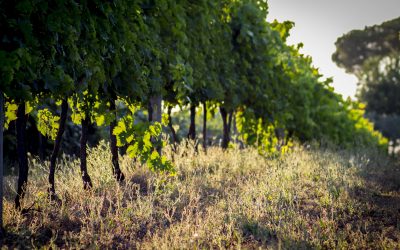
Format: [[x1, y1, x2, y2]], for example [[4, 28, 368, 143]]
[[143, 132, 152, 150], [127, 142, 139, 158], [5, 102, 18, 129], [95, 115, 105, 126], [150, 150, 159, 160]]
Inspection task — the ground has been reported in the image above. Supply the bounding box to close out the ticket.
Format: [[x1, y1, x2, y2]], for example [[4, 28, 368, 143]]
[[1, 141, 399, 249]]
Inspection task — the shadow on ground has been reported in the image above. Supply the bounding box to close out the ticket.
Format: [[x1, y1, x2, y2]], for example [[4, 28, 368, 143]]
[[345, 158, 400, 243]]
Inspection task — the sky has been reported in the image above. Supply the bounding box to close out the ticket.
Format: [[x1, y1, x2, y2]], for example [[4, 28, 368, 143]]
[[266, 0, 400, 98]]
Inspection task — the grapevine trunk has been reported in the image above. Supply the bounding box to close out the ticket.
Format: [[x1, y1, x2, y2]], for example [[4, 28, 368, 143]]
[[48, 99, 68, 196], [188, 104, 196, 140], [15, 102, 28, 210], [203, 102, 207, 151], [80, 116, 93, 190], [109, 99, 124, 182]]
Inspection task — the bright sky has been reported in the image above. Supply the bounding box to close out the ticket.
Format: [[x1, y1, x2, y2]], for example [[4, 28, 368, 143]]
[[266, 0, 400, 98]]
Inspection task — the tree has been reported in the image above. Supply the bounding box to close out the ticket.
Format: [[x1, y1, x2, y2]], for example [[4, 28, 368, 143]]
[[332, 17, 400, 113], [38, 0, 80, 198], [333, 17, 400, 150], [357, 56, 400, 115], [223, 0, 273, 149], [185, 0, 216, 141], [0, 0, 52, 209], [332, 17, 400, 76]]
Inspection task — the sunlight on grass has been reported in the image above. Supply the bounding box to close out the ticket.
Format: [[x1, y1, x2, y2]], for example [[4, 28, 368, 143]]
[[3, 141, 400, 249]]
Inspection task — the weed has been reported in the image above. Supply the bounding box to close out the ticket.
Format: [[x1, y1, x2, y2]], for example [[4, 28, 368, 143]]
[[1, 141, 399, 249]]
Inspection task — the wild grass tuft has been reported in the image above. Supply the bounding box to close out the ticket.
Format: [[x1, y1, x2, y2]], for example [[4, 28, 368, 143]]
[[2, 141, 399, 249]]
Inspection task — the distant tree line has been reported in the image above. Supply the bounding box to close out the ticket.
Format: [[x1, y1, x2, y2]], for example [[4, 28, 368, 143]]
[[333, 16, 400, 154]]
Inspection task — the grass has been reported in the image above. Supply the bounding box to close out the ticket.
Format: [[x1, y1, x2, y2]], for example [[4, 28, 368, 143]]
[[1, 141, 400, 249]]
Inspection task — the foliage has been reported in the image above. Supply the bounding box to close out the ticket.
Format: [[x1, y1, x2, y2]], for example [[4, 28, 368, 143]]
[[236, 108, 290, 155], [113, 105, 174, 173], [37, 109, 60, 140], [358, 56, 400, 115], [333, 17, 399, 146], [332, 17, 400, 76], [0, 0, 388, 170]]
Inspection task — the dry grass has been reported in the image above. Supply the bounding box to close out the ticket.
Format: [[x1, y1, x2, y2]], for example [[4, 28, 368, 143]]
[[1, 141, 400, 249]]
